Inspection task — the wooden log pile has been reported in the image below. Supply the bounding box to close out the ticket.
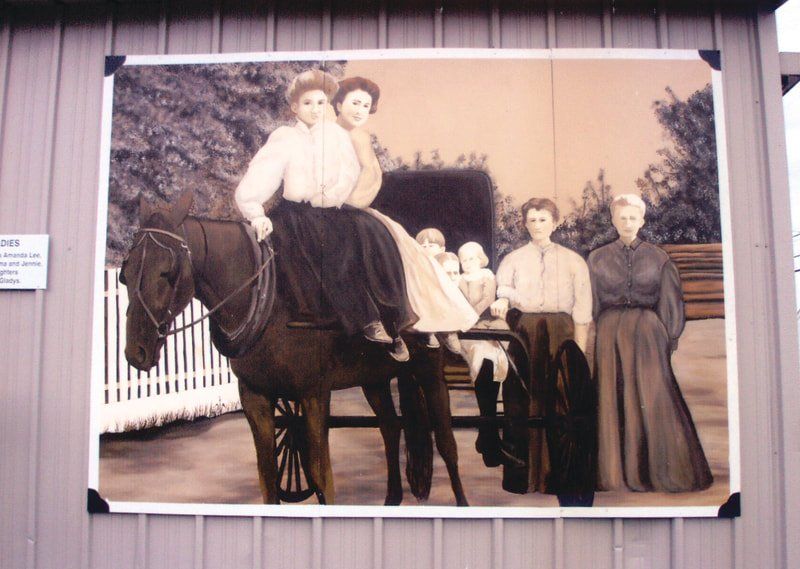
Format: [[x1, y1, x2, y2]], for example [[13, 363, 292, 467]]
[[660, 243, 725, 320]]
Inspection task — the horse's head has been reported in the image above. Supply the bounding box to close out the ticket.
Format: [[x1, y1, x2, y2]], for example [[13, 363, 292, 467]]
[[121, 191, 196, 371]]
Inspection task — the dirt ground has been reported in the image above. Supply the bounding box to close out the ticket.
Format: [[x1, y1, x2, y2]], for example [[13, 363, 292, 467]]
[[98, 319, 732, 509]]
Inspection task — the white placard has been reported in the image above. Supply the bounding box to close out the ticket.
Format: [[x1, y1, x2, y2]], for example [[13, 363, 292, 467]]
[[0, 235, 49, 290]]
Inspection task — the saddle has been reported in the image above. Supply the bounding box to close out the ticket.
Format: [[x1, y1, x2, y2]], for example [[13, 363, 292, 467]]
[[208, 224, 276, 358]]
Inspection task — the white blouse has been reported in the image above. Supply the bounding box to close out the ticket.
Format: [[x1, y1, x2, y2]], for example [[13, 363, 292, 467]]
[[496, 241, 592, 325], [235, 120, 360, 221]]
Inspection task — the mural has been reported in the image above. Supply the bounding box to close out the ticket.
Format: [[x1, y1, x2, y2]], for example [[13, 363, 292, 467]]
[[89, 50, 739, 517]]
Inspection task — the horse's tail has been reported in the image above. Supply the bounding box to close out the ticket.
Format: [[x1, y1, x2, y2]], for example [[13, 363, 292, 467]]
[[397, 373, 433, 501]]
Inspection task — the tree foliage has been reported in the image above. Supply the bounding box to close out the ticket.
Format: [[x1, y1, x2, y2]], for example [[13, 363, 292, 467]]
[[552, 169, 617, 257], [636, 84, 720, 243], [552, 83, 720, 255], [106, 60, 344, 266]]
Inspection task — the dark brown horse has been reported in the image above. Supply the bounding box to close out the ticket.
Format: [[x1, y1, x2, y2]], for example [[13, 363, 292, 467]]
[[120, 191, 468, 506]]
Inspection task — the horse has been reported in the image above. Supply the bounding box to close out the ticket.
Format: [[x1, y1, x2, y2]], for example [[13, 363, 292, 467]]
[[120, 191, 468, 506]]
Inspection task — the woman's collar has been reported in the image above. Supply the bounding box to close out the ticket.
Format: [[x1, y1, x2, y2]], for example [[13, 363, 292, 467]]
[[529, 240, 555, 253], [616, 237, 642, 250]]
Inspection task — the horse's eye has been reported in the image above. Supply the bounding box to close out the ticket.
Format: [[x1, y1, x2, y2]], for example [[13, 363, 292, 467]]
[[162, 267, 179, 285]]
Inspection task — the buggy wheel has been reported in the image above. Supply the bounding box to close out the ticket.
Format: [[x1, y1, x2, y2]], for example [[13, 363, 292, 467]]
[[274, 398, 317, 503], [546, 340, 597, 500]]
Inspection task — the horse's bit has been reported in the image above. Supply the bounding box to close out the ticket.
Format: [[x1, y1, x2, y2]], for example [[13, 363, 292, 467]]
[[125, 226, 273, 339]]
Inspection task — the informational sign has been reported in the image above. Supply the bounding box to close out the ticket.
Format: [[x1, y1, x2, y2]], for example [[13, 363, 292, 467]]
[[0, 234, 49, 289]]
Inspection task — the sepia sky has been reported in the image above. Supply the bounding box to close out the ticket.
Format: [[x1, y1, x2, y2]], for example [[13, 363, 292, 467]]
[[345, 57, 714, 215]]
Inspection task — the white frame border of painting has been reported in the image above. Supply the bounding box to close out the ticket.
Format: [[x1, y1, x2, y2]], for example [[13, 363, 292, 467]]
[[88, 47, 740, 519]]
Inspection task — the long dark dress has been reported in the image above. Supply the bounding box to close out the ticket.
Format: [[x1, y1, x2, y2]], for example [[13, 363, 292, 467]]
[[587, 238, 712, 492], [269, 200, 417, 336]]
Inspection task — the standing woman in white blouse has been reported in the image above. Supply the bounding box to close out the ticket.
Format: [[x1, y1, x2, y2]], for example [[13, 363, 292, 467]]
[[489, 197, 592, 494]]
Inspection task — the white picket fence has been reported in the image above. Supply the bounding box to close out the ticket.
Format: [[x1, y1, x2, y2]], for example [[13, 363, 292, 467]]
[[101, 268, 242, 433]]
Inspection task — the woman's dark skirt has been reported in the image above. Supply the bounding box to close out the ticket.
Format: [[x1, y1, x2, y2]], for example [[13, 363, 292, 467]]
[[595, 306, 712, 492], [269, 199, 417, 336]]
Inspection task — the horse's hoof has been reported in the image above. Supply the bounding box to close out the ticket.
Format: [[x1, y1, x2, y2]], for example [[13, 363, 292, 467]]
[[456, 498, 470, 507]]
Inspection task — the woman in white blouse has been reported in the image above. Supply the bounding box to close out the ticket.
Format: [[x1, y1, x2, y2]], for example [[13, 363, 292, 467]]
[[489, 197, 592, 494], [234, 70, 416, 360]]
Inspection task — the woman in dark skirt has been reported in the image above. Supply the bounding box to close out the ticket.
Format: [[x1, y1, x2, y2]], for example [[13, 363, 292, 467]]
[[588, 193, 713, 492], [234, 70, 416, 361]]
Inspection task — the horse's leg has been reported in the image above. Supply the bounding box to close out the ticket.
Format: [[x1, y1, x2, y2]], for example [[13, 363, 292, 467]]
[[419, 374, 469, 507], [301, 392, 334, 505], [238, 381, 278, 504], [362, 382, 403, 506]]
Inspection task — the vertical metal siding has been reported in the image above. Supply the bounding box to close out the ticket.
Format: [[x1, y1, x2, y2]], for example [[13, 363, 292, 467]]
[[0, 1, 797, 568]]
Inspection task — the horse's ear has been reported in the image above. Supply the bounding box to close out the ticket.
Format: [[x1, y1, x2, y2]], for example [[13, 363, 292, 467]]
[[169, 190, 194, 227], [139, 194, 154, 224]]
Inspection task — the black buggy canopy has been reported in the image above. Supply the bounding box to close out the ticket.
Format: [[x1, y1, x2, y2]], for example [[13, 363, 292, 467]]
[[371, 168, 497, 269]]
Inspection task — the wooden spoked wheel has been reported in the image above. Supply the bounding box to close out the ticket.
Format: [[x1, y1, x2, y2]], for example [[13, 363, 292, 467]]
[[275, 398, 317, 503], [545, 340, 597, 496]]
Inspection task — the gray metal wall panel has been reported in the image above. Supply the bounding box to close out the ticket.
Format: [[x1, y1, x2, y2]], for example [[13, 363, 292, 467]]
[[563, 519, 614, 569], [441, 519, 494, 569], [442, 0, 492, 48], [111, 2, 164, 55], [750, 6, 800, 567], [609, 0, 660, 47], [331, 0, 380, 50], [497, 1, 549, 49], [203, 517, 257, 569], [261, 518, 315, 569], [683, 518, 735, 569], [88, 515, 140, 569], [502, 519, 557, 569], [0, 9, 59, 569], [219, 0, 274, 53], [275, 0, 324, 51], [34, 7, 107, 569], [621, 519, 673, 569], [0, 2, 797, 569], [386, 0, 436, 49], [382, 518, 435, 569], [718, 10, 783, 569], [663, 4, 717, 49], [321, 518, 375, 569], [553, 0, 605, 48], [165, 0, 215, 54], [146, 515, 198, 569]]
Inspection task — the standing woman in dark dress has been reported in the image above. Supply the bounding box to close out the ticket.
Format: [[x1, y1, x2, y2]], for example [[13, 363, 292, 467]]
[[588, 194, 713, 492]]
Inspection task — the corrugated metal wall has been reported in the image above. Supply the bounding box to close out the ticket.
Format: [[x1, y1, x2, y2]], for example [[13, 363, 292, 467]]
[[0, 1, 797, 568]]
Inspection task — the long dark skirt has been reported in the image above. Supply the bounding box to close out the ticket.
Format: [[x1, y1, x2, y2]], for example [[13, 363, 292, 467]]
[[269, 200, 417, 336], [503, 310, 574, 494], [595, 307, 713, 492]]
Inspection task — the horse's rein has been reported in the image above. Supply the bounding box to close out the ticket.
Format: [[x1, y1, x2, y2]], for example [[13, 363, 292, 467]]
[[128, 226, 274, 339]]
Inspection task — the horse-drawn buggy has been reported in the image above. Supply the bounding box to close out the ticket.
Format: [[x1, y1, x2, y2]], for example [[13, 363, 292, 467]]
[[121, 168, 597, 507]]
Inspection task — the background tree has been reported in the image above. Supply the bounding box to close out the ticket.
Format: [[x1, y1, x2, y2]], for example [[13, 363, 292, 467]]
[[637, 84, 720, 243], [552, 169, 617, 256], [551, 83, 720, 255]]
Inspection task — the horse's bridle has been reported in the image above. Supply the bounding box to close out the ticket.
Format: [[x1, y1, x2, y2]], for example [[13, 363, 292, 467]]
[[125, 228, 192, 339], [125, 226, 274, 339]]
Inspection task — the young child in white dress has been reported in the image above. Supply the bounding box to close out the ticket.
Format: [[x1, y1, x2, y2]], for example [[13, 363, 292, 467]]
[[455, 242, 509, 383], [414, 229, 461, 352], [453, 242, 515, 467]]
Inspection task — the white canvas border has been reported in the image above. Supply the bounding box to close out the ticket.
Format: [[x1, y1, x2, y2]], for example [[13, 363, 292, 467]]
[[88, 47, 739, 519]]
